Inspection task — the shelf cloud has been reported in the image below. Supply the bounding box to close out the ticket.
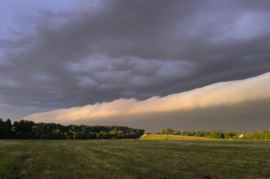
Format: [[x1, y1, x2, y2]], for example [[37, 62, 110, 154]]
[[1, 1, 270, 126], [24, 72, 270, 131]]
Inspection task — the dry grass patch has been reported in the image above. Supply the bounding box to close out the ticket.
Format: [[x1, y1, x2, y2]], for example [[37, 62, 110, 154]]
[[140, 134, 217, 140]]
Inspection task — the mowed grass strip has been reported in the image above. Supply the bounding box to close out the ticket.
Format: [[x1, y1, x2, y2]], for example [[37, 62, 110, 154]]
[[140, 134, 217, 140], [0, 140, 270, 178]]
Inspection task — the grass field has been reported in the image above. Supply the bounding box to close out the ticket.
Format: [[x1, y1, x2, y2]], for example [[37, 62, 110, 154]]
[[0, 140, 270, 178], [140, 134, 217, 140]]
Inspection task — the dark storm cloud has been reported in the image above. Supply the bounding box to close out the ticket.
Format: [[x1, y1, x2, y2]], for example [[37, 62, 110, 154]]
[[1, 0, 270, 120], [25, 72, 270, 132]]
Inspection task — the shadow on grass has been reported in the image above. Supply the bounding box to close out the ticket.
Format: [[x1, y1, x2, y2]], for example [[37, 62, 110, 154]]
[[0, 152, 30, 178]]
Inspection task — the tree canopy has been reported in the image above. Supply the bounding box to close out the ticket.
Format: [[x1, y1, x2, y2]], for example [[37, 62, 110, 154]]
[[0, 119, 144, 139], [158, 128, 270, 140], [159, 128, 175, 135]]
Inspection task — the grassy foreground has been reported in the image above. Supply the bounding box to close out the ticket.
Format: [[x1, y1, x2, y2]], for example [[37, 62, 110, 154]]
[[0, 140, 270, 178], [140, 134, 217, 140]]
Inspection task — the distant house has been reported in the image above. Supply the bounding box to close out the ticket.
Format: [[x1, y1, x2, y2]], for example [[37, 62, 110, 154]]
[[238, 133, 244, 138]]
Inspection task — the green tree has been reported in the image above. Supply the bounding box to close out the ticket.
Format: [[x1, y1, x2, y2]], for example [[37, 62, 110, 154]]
[[159, 128, 175, 135], [181, 130, 190, 136], [0, 118, 4, 138]]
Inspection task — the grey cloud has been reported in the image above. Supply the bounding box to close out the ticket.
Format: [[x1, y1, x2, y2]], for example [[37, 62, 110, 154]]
[[121, 99, 270, 133], [0, 0, 270, 121], [24, 71, 270, 132]]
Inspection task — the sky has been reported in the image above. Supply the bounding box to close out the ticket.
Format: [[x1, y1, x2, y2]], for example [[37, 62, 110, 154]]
[[0, 0, 270, 132]]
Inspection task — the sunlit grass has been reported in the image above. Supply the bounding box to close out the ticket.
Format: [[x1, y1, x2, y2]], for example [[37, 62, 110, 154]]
[[140, 134, 218, 140], [0, 140, 270, 178]]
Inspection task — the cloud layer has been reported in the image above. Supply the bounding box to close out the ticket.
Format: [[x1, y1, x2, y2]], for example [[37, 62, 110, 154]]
[[1, 1, 270, 121], [25, 72, 270, 132]]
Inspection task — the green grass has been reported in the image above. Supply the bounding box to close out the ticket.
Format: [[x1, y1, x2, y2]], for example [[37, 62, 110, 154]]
[[0, 140, 270, 178], [140, 134, 217, 140]]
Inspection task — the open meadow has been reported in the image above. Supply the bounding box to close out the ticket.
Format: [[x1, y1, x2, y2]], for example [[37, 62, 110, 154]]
[[0, 139, 270, 178], [140, 134, 218, 140]]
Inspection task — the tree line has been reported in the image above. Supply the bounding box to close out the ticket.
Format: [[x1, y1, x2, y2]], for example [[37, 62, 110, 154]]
[[158, 128, 270, 140], [0, 118, 144, 139]]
